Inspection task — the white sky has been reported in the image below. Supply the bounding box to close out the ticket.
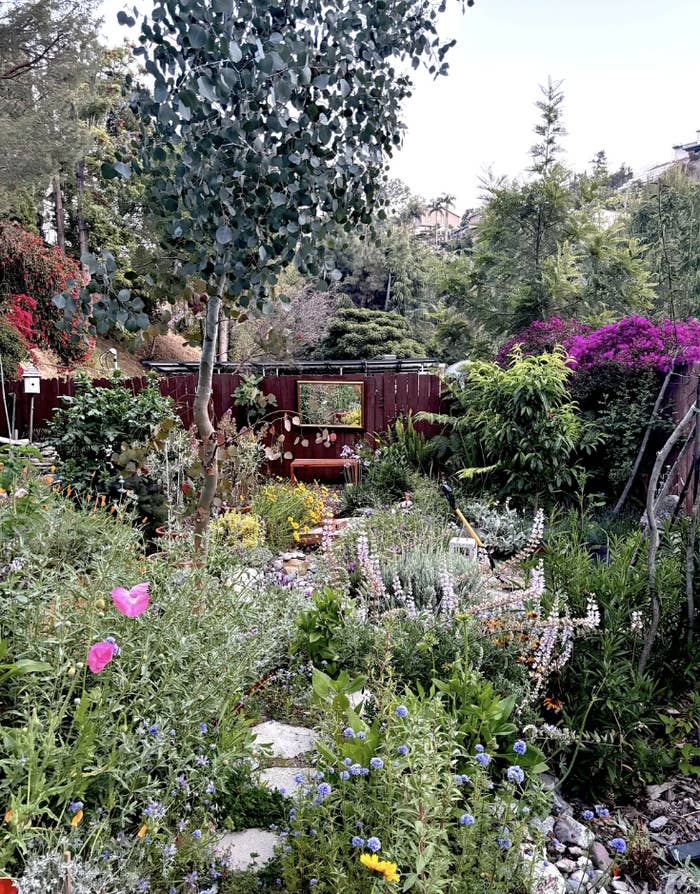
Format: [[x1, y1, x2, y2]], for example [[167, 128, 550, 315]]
[[100, 0, 700, 214]]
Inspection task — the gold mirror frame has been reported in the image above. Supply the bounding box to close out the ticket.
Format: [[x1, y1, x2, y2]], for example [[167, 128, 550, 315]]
[[296, 380, 365, 430]]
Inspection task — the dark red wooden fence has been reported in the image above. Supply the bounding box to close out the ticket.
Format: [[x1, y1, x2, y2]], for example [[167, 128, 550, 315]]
[[1, 371, 442, 477]]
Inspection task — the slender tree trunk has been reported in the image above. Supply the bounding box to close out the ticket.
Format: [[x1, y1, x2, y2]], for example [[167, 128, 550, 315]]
[[193, 277, 226, 552], [217, 308, 229, 363], [53, 174, 65, 251], [384, 271, 392, 311], [613, 363, 676, 517], [639, 402, 698, 673], [75, 160, 89, 259]]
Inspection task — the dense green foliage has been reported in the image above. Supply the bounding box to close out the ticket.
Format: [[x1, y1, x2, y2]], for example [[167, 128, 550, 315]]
[[319, 307, 425, 359], [0, 317, 27, 380]]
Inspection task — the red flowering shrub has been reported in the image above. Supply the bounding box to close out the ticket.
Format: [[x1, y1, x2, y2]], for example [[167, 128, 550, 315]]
[[5, 294, 37, 346], [0, 222, 93, 364]]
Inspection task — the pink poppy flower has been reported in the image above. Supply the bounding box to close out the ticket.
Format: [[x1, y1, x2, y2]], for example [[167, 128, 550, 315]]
[[111, 582, 150, 618], [87, 640, 116, 674]]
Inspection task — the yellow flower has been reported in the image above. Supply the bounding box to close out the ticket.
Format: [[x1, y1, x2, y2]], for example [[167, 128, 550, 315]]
[[360, 853, 400, 883], [70, 809, 83, 827]]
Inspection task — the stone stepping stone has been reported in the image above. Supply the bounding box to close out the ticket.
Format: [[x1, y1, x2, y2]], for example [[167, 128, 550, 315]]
[[215, 828, 280, 871], [260, 766, 308, 796], [251, 721, 315, 760]]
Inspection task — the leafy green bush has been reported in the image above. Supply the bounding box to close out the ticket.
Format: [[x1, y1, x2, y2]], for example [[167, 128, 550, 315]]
[[0, 318, 27, 381], [340, 443, 412, 514], [543, 516, 698, 795], [46, 371, 176, 491], [421, 350, 599, 503], [283, 676, 549, 894], [216, 763, 286, 831], [293, 587, 346, 676]]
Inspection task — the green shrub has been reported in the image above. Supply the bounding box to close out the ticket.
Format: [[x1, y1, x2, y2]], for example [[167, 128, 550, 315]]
[[0, 318, 27, 381], [421, 350, 600, 503], [317, 307, 425, 359], [340, 443, 412, 514], [542, 515, 698, 795]]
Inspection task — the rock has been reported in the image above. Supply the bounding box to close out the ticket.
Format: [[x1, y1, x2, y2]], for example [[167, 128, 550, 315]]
[[553, 791, 574, 817], [590, 841, 612, 871], [215, 828, 280, 871], [532, 815, 556, 836], [524, 856, 567, 894], [649, 815, 669, 831], [554, 816, 595, 849], [565, 870, 588, 893], [641, 495, 679, 529], [251, 721, 315, 760], [539, 773, 561, 793], [611, 881, 629, 893], [259, 767, 307, 796], [556, 858, 579, 874], [449, 537, 477, 560]]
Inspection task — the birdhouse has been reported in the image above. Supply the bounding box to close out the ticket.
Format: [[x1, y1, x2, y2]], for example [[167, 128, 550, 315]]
[[22, 364, 41, 394]]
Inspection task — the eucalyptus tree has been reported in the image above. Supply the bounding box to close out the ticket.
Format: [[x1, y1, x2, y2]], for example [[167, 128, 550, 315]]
[[63, 0, 469, 546]]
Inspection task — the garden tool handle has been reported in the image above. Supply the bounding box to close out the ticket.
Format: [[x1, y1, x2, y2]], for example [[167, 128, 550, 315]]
[[454, 508, 485, 549]]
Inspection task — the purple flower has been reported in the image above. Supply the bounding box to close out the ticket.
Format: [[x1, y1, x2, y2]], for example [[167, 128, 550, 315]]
[[351, 836, 365, 847], [395, 705, 408, 718], [144, 802, 166, 820], [513, 740, 527, 755], [475, 752, 491, 767], [340, 770, 350, 781], [370, 757, 384, 770], [199, 722, 208, 734], [349, 764, 363, 776], [193, 829, 202, 839], [367, 836, 381, 853], [317, 783, 332, 797], [342, 727, 355, 738], [459, 814, 475, 826], [148, 724, 159, 736], [343, 757, 353, 767], [582, 810, 594, 821], [507, 766, 525, 785], [397, 744, 409, 756], [357, 730, 366, 740], [609, 838, 626, 854], [474, 744, 484, 754], [69, 801, 83, 814], [595, 804, 610, 818], [196, 755, 209, 767]]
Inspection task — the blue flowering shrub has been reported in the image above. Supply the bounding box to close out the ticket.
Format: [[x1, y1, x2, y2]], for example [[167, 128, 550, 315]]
[[281, 677, 552, 894]]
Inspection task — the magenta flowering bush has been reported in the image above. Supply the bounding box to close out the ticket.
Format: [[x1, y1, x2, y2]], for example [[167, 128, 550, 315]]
[[497, 315, 700, 374], [568, 315, 700, 372], [495, 317, 590, 367]]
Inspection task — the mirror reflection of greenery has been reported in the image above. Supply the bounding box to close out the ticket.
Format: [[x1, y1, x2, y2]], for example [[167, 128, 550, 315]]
[[298, 382, 363, 427]]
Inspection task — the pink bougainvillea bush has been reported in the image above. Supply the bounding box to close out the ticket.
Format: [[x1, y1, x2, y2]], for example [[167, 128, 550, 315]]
[[567, 315, 700, 373], [498, 315, 700, 374]]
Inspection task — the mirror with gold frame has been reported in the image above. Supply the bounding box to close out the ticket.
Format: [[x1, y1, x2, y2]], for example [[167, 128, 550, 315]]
[[296, 380, 364, 429]]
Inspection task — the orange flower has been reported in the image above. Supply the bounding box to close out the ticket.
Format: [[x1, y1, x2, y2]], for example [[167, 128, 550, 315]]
[[3, 809, 13, 823], [70, 809, 83, 827], [137, 824, 148, 838]]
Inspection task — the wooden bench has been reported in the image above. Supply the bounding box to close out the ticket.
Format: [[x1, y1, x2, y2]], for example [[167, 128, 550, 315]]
[[289, 457, 360, 485]]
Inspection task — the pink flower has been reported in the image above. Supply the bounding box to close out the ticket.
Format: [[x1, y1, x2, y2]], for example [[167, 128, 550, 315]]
[[87, 640, 116, 674], [111, 582, 150, 618]]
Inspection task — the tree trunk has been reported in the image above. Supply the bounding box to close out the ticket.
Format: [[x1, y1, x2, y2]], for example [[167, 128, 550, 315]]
[[75, 160, 89, 259], [217, 308, 229, 363], [193, 277, 226, 553], [384, 271, 392, 311], [613, 363, 675, 517], [639, 402, 698, 673], [53, 173, 65, 251]]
